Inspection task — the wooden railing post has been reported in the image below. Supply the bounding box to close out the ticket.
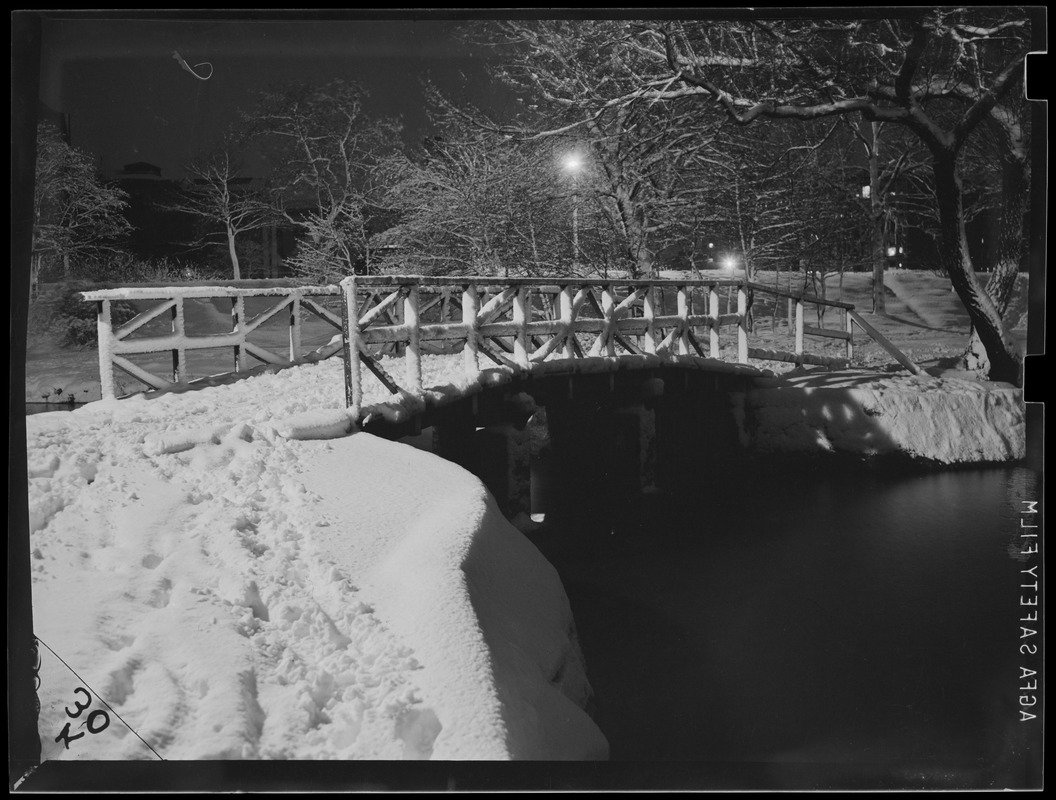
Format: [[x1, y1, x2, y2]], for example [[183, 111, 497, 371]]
[[676, 285, 690, 356], [231, 296, 246, 372], [795, 298, 804, 358], [289, 294, 302, 362], [171, 296, 187, 383], [340, 276, 362, 414], [558, 284, 574, 359], [513, 286, 530, 369], [708, 284, 720, 357], [737, 285, 748, 364], [845, 308, 853, 361], [97, 299, 115, 400], [601, 283, 617, 356], [404, 282, 422, 396], [463, 282, 479, 374], [643, 285, 658, 354]]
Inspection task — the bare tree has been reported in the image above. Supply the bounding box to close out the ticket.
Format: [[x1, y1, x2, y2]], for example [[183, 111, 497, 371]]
[[377, 115, 567, 276], [165, 144, 272, 280], [476, 20, 738, 278], [646, 10, 1031, 385], [245, 80, 401, 281]]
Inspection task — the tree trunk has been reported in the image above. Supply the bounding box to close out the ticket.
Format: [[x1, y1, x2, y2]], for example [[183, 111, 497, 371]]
[[867, 123, 887, 314], [610, 185, 653, 278], [932, 151, 1023, 386], [963, 148, 1028, 372], [226, 224, 241, 281]]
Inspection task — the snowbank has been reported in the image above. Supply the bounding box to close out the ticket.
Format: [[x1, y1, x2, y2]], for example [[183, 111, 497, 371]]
[[736, 369, 1025, 463], [301, 435, 607, 760], [26, 357, 606, 761]]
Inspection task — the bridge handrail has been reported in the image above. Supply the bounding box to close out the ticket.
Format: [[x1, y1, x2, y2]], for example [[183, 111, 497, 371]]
[[346, 275, 855, 311], [337, 275, 918, 419], [81, 280, 341, 301], [82, 275, 919, 405], [83, 281, 344, 400]]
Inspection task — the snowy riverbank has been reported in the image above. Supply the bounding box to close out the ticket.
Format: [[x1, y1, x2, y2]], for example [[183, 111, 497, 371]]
[[737, 369, 1025, 464], [28, 358, 606, 761]]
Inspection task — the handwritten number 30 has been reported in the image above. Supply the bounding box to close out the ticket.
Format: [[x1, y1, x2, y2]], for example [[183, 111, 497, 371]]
[[55, 687, 110, 749], [64, 687, 91, 718]]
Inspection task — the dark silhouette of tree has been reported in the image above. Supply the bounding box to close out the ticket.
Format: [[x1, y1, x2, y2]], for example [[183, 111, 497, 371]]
[[32, 122, 132, 286]]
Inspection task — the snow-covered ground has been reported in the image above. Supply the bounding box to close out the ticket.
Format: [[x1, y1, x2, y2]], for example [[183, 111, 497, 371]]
[[28, 356, 607, 761], [22, 269, 1030, 764], [738, 369, 1025, 463]]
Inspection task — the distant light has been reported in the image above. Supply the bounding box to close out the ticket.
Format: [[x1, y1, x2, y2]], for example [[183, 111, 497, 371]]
[[898, 246, 903, 254], [886, 246, 897, 257], [708, 242, 714, 249], [722, 257, 736, 271], [563, 153, 582, 172], [861, 185, 871, 199]]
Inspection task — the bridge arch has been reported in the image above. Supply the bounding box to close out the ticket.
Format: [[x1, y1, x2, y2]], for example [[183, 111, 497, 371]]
[[359, 360, 763, 525]]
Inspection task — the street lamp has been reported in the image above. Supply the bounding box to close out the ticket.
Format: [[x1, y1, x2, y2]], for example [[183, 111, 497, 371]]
[[563, 153, 582, 270]]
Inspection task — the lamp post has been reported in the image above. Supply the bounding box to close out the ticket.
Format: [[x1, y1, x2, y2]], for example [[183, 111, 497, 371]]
[[563, 153, 582, 271]]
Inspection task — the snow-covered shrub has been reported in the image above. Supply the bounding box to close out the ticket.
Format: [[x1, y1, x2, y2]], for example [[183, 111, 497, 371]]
[[102, 255, 222, 284], [29, 282, 138, 347]]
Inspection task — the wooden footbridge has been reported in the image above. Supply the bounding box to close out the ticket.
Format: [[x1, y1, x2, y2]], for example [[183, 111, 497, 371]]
[[84, 274, 920, 411], [83, 275, 921, 518]]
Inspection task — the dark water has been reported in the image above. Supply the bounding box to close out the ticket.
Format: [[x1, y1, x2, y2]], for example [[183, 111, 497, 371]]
[[527, 448, 1043, 788]]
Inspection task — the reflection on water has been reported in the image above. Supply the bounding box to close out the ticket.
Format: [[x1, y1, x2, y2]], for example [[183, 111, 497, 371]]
[[528, 451, 1042, 787]]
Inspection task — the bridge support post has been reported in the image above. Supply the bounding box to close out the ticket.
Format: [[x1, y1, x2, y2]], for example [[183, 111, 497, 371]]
[[432, 400, 477, 475], [474, 422, 533, 522], [542, 373, 661, 527], [612, 401, 658, 496], [654, 370, 747, 489], [432, 392, 537, 523]]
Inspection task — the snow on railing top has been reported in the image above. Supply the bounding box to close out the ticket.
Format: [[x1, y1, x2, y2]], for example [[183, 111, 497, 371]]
[[81, 279, 342, 301]]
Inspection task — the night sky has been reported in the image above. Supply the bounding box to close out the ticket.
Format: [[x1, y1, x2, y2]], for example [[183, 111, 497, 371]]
[[37, 12, 514, 179]]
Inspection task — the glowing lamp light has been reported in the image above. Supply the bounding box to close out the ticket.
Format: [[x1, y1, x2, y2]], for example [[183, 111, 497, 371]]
[[564, 153, 583, 173], [886, 246, 897, 257], [722, 257, 737, 271]]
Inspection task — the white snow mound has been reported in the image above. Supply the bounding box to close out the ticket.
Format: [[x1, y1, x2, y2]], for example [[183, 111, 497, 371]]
[[27, 356, 607, 762]]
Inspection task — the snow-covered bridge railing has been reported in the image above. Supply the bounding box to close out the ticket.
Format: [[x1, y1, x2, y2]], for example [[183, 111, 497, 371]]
[[339, 275, 921, 419], [82, 280, 344, 400], [82, 275, 920, 405]]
